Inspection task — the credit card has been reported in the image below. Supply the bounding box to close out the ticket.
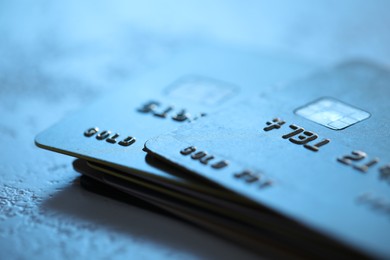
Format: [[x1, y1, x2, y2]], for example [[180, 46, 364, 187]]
[[35, 45, 314, 197], [75, 159, 361, 258], [144, 61, 390, 258]]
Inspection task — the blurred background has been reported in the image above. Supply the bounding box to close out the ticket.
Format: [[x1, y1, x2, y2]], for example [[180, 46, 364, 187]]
[[1, 1, 389, 259]]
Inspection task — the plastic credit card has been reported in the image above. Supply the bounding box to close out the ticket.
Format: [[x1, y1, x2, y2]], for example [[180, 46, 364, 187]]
[[145, 61, 390, 258], [74, 159, 360, 258], [35, 45, 314, 198]]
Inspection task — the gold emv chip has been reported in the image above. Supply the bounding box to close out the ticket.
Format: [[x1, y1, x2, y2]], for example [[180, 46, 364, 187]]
[[295, 98, 370, 130]]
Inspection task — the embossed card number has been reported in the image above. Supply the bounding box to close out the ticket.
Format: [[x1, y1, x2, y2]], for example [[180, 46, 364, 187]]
[[180, 146, 272, 189], [84, 127, 136, 147], [137, 100, 206, 122], [263, 118, 330, 152], [180, 146, 228, 169], [263, 118, 389, 179], [337, 151, 390, 184], [337, 151, 379, 173]]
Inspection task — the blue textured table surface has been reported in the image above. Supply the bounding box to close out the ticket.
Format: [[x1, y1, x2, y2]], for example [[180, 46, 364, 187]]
[[1, 1, 389, 259]]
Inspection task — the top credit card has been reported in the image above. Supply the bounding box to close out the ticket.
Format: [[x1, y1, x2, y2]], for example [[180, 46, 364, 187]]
[[145, 61, 390, 258], [35, 45, 315, 191]]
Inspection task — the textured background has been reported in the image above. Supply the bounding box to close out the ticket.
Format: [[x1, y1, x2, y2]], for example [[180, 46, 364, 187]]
[[1, 1, 389, 259]]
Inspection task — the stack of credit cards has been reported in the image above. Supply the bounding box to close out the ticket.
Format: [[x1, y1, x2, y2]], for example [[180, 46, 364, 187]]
[[35, 46, 390, 258]]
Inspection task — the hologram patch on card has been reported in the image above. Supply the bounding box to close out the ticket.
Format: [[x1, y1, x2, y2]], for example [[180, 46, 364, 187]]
[[295, 98, 370, 130]]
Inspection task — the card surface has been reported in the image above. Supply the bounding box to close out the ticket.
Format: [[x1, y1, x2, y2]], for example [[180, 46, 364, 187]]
[[145, 61, 390, 258], [35, 45, 314, 194]]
